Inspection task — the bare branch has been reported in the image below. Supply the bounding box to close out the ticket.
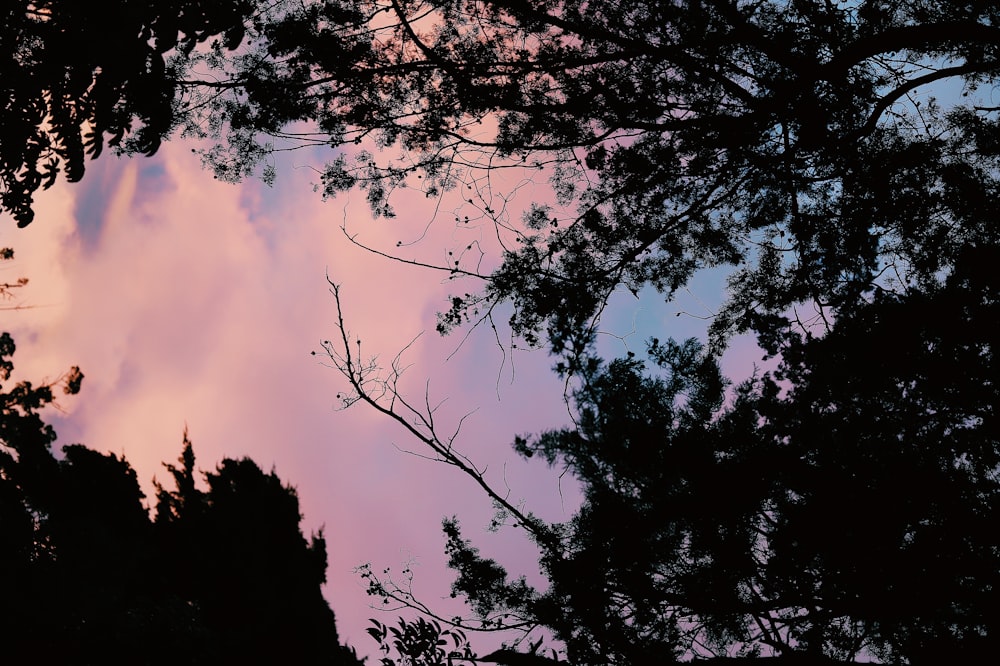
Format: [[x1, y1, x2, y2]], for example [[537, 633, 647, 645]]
[[319, 278, 556, 548]]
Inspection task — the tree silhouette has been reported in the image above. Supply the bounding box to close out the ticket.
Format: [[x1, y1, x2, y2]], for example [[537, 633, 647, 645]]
[[360, 281, 996, 664], [7, 2, 1000, 362], [333, 242, 999, 664], [756, 245, 1000, 664], [120, 0, 1000, 365], [0, 332, 362, 665], [0, 0, 253, 226], [156, 441, 351, 664]]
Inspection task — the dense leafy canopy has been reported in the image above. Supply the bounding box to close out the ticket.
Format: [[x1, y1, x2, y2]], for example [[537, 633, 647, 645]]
[[0, 0, 253, 226], [9, 1, 1000, 358], [167, 0, 1000, 365], [0, 333, 361, 664], [430, 250, 999, 664]]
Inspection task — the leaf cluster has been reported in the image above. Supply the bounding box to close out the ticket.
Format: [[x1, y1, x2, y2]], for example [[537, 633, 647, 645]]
[[366, 616, 475, 666], [0, 0, 254, 226]]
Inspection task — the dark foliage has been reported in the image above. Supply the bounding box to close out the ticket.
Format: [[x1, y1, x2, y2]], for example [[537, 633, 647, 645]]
[[0, 0, 254, 226], [432, 255, 1000, 664], [9, 2, 1000, 363], [160, 0, 1000, 366], [0, 333, 361, 665], [366, 615, 475, 666]]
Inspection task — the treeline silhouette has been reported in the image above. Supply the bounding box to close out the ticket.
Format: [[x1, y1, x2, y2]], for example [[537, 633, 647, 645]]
[[0, 332, 361, 665]]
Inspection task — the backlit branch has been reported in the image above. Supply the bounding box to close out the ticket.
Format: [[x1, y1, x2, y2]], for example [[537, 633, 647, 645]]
[[317, 277, 556, 549]]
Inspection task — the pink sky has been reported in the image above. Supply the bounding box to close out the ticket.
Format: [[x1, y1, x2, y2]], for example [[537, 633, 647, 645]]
[[2, 141, 766, 658]]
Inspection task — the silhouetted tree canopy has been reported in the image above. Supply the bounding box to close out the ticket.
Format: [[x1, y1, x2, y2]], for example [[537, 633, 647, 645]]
[[0, 0, 253, 226], [7, 1, 1000, 362], [340, 241, 999, 664], [0, 332, 361, 665], [425, 252, 999, 663]]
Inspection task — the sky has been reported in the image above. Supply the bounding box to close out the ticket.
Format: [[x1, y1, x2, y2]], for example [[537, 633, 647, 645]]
[[1, 139, 768, 658]]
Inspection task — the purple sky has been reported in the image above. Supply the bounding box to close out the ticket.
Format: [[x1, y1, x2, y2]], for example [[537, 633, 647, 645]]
[[2, 141, 767, 658]]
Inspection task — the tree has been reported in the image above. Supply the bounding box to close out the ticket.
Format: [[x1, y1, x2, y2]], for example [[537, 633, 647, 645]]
[[155, 438, 355, 664], [9, 1, 1000, 360], [754, 246, 1000, 664], [166, 0, 1000, 367], [187, 3, 998, 661], [346, 255, 999, 663], [0, 0, 253, 226], [0, 332, 362, 665]]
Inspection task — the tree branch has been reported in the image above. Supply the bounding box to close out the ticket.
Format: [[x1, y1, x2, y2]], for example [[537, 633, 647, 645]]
[[319, 278, 558, 550]]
